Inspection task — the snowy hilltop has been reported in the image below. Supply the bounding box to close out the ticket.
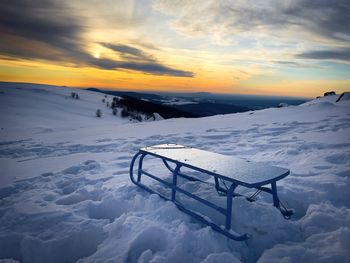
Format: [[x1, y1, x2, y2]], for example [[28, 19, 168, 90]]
[[0, 83, 349, 262]]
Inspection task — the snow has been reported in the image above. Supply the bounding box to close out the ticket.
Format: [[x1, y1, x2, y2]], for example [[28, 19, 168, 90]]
[[0, 83, 349, 262], [152, 113, 163, 121]]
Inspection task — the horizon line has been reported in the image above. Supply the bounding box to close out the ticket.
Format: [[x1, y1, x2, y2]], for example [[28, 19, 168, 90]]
[[0, 80, 314, 100]]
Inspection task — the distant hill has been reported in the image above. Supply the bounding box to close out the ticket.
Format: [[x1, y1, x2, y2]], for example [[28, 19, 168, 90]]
[[86, 88, 252, 118], [114, 95, 198, 119], [173, 102, 248, 116]]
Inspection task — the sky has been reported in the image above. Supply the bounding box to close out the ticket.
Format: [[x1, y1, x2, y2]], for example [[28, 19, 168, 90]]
[[0, 0, 349, 97]]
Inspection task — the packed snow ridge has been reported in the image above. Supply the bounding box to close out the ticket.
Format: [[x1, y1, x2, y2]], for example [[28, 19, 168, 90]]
[[0, 83, 349, 263]]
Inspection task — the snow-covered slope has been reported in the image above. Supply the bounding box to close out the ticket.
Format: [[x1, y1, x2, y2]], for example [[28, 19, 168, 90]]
[[0, 82, 131, 131], [0, 84, 349, 262]]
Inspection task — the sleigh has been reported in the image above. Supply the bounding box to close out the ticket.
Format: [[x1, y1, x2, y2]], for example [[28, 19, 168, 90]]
[[130, 144, 293, 241]]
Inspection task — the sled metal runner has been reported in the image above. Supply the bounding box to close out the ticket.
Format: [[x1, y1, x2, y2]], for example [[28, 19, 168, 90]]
[[130, 144, 294, 241]]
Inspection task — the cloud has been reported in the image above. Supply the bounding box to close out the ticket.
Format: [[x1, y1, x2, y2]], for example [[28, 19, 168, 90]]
[[274, 61, 300, 66], [89, 57, 193, 77], [0, 0, 193, 77], [283, 0, 350, 42], [296, 48, 350, 62], [96, 43, 193, 77], [153, 0, 350, 45], [100, 43, 154, 62], [0, 0, 85, 60]]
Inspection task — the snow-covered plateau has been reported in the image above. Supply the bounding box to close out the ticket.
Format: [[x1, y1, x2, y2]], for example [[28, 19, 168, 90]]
[[0, 83, 349, 263]]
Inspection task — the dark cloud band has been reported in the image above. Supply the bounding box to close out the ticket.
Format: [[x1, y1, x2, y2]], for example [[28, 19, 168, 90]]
[[97, 43, 193, 77], [296, 48, 350, 62], [88, 57, 193, 77]]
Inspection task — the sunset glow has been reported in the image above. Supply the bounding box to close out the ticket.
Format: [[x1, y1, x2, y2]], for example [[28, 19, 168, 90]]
[[0, 0, 349, 97]]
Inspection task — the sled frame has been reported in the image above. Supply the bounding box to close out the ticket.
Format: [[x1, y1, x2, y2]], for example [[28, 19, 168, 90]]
[[129, 145, 293, 241]]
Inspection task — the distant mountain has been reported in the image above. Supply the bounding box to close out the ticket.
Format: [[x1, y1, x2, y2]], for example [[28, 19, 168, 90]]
[[151, 91, 309, 109], [86, 88, 164, 101], [86, 88, 252, 118], [115, 95, 198, 119], [173, 102, 249, 117]]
